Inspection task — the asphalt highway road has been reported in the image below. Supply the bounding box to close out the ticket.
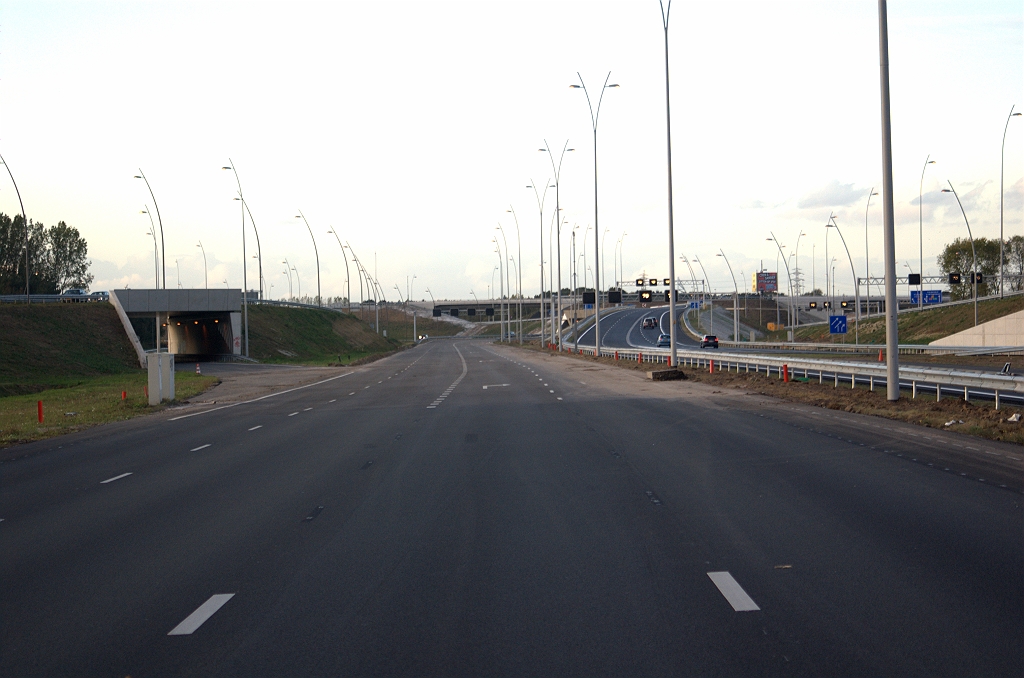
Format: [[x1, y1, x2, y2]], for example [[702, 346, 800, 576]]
[[1, 340, 1021, 676]]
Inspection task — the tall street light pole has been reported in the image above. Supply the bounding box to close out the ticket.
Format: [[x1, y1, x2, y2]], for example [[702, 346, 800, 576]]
[[196, 241, 208, 288], [0, 153, 29, 302], [694, 255, 711, 335], [571, 71, 618, 358], [864, 189, 878, 317], [618, 231, 627, 290], [294, 211, 322, 307], [495, 224, 511, 342], [827, 216, 861, 343], [493, 238, 505, 341], [918, 156, 935, 308], [282, 259, 293, 298], [235, 196, 264, 300], [716, 250, 738, 343], [541, 140, 574, 350], [793, 230, 806, 326], [141, 207, 159, 288], [659, 0, 679, 366], [942, 182, 979, 326], [222, 160, 250, 357], [767, 233, 795, 333], [327, 228, 352, 312], [134, 169, 165, 290], [877, 0, 901, 400], [527, 178, 553, 344], [1000, 106, 1022, 297], [506, 206, 523, 344]]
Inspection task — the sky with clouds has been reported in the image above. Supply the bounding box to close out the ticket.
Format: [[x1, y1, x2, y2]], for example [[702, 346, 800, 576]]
[[0, 0, 1020, 300]]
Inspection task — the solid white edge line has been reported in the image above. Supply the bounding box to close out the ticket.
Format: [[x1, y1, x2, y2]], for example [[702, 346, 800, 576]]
[[707, 571, 760, 611], [167, 593, 235, 635], [100, 472, 132, 484], [190, 444, 211, 452], [168, 372, 354, 421]]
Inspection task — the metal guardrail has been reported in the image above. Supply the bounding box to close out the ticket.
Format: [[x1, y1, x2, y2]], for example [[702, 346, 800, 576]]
[[555, 344, 1024, 409], [0, 293, 109, 303]]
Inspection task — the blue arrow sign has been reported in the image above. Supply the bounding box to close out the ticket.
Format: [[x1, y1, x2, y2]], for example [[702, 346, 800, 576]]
[[688, 301, 700, 309], [829, 315, 848, 334]]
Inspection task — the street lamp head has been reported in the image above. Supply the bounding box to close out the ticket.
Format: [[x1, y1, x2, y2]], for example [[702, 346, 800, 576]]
[[606, 83, 620, 88], [1013, 113, 1023, 117], [927, 160, 936, 164], [139, 210, 147, 214], [941, 189, 952, 193], [871, 192, 879, 196], [569, 84, 582, 89], [133, 175, 142, 179], [221, 166, 232, 170], [233, 197, 241, 201]]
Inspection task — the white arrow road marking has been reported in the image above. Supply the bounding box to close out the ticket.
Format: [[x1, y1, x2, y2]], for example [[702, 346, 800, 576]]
[[482, 384, 511, 389], [168, 594, 235, 635], [100, 472, 132, 484], [707, 572, 760, 611]]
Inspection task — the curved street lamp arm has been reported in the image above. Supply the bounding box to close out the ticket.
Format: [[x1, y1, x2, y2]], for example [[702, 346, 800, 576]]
[[296, 209, 322, 306], [135, 168, 165, 289]]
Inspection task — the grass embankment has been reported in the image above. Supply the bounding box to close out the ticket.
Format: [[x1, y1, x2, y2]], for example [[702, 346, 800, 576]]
[[0, 303, 218, 448], [771, 294, 1024, 344], [247, 305, 461, 364], [517, 341, 1024, 446]]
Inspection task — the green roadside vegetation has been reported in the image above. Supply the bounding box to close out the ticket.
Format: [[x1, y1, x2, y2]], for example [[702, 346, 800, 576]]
[[768, 294, 1024, 344], [247, 305, 461, 364], [0, 303, 218, 448]]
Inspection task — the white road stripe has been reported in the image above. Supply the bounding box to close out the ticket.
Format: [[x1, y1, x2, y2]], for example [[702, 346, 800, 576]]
[[100, 472, 132, 484], [303, 407, 313, 411], [288, 412, 298, 417], [248, 425, 262, 431], [167, 594, 235, 635], [168, 372, 354, 421], [190, 444, 211, 452], [328, 399, 337, 403], [349, 392, 355, 396], [707, 572, 760, 611]]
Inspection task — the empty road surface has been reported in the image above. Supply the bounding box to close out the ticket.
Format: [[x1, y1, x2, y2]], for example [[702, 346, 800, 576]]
[[1, 340, 1021, 676]]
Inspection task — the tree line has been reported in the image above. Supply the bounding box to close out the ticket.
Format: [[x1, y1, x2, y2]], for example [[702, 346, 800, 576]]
[[937, 236, 1024, 300], [0, 212, 93, 294]]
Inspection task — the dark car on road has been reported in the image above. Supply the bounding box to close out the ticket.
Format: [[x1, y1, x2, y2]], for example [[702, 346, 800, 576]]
[[700, 334, 718, 349], [656, 333, 671, 348]]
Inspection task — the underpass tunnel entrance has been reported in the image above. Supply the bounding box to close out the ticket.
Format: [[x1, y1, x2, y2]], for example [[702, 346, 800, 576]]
[[166, 312, 234, 355]]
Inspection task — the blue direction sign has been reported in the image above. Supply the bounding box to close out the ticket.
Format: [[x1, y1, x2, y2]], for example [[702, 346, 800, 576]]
[[829, 315, 848, 334], [910, 290, 942, 305], [688, 301, 700, 309]]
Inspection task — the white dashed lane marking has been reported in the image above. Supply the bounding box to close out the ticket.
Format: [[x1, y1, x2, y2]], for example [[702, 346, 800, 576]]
[[167, 594, 235, 636], [248, 425, 262, 431], [190, 444, 211, 452], [100, 472, 132, 484], [708, 572, 760, 612], [288, 412, 298, 417]]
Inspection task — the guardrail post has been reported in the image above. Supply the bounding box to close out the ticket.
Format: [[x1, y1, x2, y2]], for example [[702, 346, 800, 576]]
[[819, 370, 823, 384], [912, 380, 917, 398], [834, 373, 838, 388], [936, 384, 941, 402], [869, 376, 874, 392], [852, 373, 856, 389], [638, 352, 642, 364], [964, 386, 969, 403]]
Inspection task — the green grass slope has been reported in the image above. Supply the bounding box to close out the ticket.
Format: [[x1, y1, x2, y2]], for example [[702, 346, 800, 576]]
[[247, 305, 399, 364], [0, 303, 140, 396]]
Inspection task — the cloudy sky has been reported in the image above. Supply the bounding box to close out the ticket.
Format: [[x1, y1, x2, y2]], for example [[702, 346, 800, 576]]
[[1, 0, 1021, 300]]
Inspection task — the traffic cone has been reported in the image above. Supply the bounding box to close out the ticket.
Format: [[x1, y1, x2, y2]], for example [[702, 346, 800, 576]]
[[877, 349, 884, 362]]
